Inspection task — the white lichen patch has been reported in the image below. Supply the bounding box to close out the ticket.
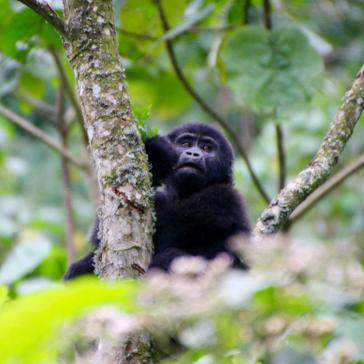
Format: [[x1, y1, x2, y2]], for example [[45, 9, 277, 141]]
[[87, 125, 95, 141], [92, 84, 101, 97], [103, 94, 118, 106]]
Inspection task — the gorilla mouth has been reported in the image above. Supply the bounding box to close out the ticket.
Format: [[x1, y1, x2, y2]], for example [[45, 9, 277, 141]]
[[177, 162, 204, 173]]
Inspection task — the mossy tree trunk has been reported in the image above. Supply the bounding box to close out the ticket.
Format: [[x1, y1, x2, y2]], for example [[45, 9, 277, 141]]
[[62, 0, 154, 279]]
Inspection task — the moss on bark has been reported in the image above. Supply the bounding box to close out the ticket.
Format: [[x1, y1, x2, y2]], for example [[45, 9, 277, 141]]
[[62, 0, 153, 278]]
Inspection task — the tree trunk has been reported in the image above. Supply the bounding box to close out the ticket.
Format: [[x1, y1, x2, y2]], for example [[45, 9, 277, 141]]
[[62, 0, 154, 279]]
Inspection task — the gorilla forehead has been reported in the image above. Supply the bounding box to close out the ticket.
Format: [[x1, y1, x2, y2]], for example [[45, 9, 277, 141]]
[[167, 123, 234, 160]]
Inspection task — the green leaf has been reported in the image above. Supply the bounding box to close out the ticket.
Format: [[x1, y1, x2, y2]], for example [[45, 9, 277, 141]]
[[119, 0, 189, 56], [121, 0, 189, 37], [0, 278, 140, 364], [159, 4, 215, 41], [127, 67, 192, 119], [0, 5, 61, 62], [253, 286, 314, 316], [0, 54, 20, 97], [218, 26, 324, 113], [0, 8, 41, 62], [0, 235, 52, 285], [134, 105, 159, 141]]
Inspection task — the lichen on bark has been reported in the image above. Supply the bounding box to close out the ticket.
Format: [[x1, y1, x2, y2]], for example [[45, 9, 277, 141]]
[[255, 65, 364, 235], [62, 0, 154, 278]]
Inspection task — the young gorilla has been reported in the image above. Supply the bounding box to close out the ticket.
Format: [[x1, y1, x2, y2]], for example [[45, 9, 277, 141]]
[[64, 123, 250, 279]]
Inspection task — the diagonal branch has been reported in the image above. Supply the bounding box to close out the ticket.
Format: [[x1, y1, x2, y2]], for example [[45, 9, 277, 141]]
[[17, 0, 65, 36], [14, 90, 57, 122], [289, 154, 364, 224], [49, 47, 89, 146], [255, 64, 364, 235], [0, 104, 87, 171], [155, 0, 270, 204], [56, 85, 76, 265]]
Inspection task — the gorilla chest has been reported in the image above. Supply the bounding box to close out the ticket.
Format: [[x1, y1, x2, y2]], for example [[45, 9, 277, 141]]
[[153, 200, 228, 252]]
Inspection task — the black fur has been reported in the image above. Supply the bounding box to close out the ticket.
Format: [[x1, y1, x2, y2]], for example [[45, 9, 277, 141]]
[[64, 123, 250, 280]]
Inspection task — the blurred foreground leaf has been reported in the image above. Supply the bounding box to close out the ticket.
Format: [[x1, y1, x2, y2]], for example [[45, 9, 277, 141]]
[[0, 278, 140, 364], [0, 285, 7, 305]]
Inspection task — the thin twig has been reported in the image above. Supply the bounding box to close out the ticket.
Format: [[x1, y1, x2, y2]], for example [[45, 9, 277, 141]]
[[17, 0, 65, 36], [118, 28, 158, 41], [263, 0, 272, 30], [51, 48, 100, 206], [189, 25, 237, 33], [49, 47, 89, 146], [118, 26, 236, 42], [0, 104, 87, 170], [262, 2, 286, 193], [155, 0, 270, 204], [56, 84, 76, 264], [14, 90, 57, 121], [275, 123, 286, 191], [289, 154, 364, 224], [243, 0, 252, 25]]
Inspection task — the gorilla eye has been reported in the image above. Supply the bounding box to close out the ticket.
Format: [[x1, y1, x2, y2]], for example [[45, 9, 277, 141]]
[[202, 144, 212, 152], [181, 141, 192, 148]]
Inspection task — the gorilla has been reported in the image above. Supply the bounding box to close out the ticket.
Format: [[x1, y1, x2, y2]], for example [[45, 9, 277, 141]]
[[64, 123, 250, 279]]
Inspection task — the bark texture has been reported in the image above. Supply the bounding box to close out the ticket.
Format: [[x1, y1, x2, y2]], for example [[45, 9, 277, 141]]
[[62, 0, 153, 278], [255, 65, 364, 235]]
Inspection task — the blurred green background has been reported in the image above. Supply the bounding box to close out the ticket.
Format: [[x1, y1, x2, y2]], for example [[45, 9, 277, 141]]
[[0, 0, 364, 363]]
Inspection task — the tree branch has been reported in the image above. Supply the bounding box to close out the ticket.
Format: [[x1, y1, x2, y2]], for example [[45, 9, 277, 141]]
[[262, 2, 286, 193], [56, 84, 76, 265], [243, 0, 252, 25], [275, 123, 286, 191], [49, 47, 89, 146], [263, 0, 272, 30], [118, 28, 158, 41], [17, 0, 65, 36], [50, 50, 100, 204], [289, 154, 364, 224], [155, 0, 270, 204], [0, 104, 87, 171], [255, 65, 364, 235], [118, 26, 236, 41], [14, 90, 57, 122]]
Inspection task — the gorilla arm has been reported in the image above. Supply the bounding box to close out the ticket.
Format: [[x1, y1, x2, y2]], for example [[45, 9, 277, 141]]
[[144, 135, 177, 186], [63, 136, 171, 280]]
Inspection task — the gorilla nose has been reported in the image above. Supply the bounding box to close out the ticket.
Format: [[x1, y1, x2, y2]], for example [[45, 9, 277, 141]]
[[186, 147, 202, 158]]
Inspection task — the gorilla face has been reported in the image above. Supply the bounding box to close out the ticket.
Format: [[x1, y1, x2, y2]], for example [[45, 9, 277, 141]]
[[173, 132, 217, 188], [167, 124, 234, 194]]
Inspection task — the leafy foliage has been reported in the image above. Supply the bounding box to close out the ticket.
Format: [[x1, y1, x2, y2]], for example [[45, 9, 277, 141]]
[[218, 26, 324, 113], [0, 2, 60, 63], [0, 278, 140, 364], [0, 238, 363, 363]]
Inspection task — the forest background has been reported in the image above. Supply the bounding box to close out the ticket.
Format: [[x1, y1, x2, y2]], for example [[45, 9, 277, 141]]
[[0, 0, 364, 363]]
